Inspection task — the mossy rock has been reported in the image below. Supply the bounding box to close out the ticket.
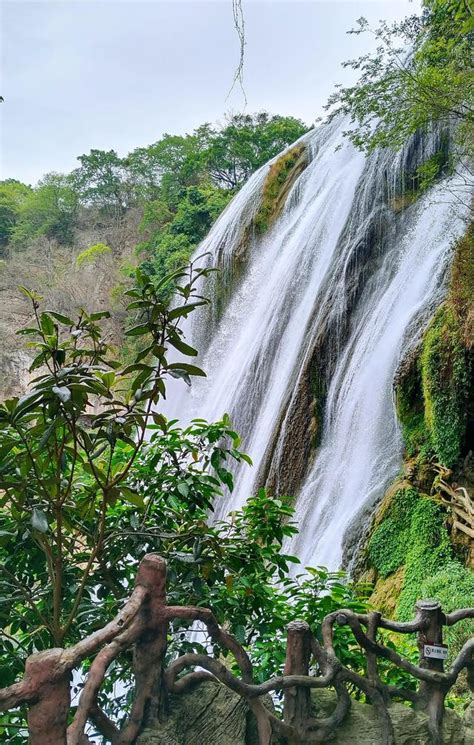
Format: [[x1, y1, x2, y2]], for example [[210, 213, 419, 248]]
[[394, 221, 473, 470], [254, 143, 307, 235], [369, 566, 406, 617], [449, 220, 474, 349]]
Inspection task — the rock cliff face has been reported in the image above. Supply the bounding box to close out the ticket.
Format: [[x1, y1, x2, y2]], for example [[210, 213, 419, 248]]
[[137, 680, 474, 745]]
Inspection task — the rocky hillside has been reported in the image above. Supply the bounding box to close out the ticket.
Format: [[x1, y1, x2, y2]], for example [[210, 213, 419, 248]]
[[0, 208, 141, 399]]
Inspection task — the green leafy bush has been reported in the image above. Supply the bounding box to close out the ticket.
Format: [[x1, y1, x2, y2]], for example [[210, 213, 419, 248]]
[[368, 488, 467, 624], [0, 180, 32, 248], [11, 172, 78, 246]]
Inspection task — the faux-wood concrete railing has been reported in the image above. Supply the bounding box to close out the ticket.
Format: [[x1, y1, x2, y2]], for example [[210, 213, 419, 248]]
[[0, 553, 473, 745]]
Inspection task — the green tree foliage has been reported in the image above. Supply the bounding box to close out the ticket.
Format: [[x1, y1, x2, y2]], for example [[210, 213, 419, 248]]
[[139, 184, 233, 296], [200, 112, 308, 189], [0, 180, 32, 249], [131, 113, 307, 293], [327, 0, 473, 170], [4, 112, 308, 298], [11, 173, 78, 246], [75, 241, 113, 269], [72, 148, 132, 216], [126, 133, 205, 205]]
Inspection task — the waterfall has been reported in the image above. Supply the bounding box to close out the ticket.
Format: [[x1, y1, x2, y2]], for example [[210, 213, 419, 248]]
[[164, 117, 469, 571]]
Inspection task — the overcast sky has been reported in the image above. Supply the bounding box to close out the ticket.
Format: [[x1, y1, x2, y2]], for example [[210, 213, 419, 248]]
[[1, 0, 419, 185]]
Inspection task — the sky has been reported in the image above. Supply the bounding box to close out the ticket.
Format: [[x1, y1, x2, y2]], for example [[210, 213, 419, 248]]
[[1, 0, 420, 185]]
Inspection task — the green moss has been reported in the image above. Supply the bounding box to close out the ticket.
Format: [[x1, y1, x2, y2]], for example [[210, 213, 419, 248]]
[[368, 487, 469, 624], [419, 561, 474, 670], [368, 488, 419, 577], [395, 360, 430, 459], [395, 224, 473, 469], [396, 497, 452, 619], [254, 143, 306, 234], [421, 304, 469, 468]]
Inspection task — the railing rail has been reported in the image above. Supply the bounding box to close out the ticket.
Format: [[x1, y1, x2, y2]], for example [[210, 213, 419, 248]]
[[0, 553, 473, 745]]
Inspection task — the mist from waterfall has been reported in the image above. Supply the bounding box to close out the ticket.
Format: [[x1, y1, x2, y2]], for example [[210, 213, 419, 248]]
[[164, 117, 469, 571]]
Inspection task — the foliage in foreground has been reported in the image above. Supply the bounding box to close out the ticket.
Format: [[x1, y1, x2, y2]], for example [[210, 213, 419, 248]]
[[0, 264, 369, 741]]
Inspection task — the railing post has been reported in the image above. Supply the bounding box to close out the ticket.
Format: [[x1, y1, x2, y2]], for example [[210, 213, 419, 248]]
[[118, 554, 169, 743], [415, 599, 446, 745], [25, 649, 70, 745], [283, 620, 312, 736]]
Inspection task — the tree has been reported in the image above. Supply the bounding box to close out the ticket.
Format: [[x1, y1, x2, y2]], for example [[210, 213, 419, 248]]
[[72, 149, 132, 216], [201, 113, 309, 189], [327, 0, 473, 172], [133, 113, 309, 294], [0, 180, 32, 249], [126, 133, 205, 206], [11, 173, 78, 246], [138, 184, 233, 298]]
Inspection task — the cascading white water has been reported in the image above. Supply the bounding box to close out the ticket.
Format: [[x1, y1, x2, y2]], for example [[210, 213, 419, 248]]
[[165, 117, 469, 571]]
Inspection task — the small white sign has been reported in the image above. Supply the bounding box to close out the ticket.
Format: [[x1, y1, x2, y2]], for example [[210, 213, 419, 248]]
[[424, 644, 448, 660]]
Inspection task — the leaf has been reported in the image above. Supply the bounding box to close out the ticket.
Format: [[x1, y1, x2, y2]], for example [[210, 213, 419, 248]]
[[121, 363, 153, 375], [31, 507, 48, 533], [121, 489, 145, 508], [19, 286, 43, 303], [46, 311, 74, 326], [90, 311, 111, 321], [168, 336, 198, 357], [177, 482, 189, 497], [40, 313, 55, 336], [167, 363, 206, 377], [16, 327, 40, 336], [90, 443, 108, 460], [125, 323, 150, 337], [168, 301, 207, 321], [152, 413, 167, 429], [168, 370, 191, 386], [39, 421, 56, 449]]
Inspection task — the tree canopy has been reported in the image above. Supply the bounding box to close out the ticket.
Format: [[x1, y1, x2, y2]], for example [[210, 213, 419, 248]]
[[327, 0, 473, 167]]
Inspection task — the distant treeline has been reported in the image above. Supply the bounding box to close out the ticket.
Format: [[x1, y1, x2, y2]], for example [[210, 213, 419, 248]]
[[0, 113, 308, 287]]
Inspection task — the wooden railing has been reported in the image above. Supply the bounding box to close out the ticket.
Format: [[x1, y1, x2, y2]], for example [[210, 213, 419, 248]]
[[1, 554, 473, 745], [437, 479, 474, 541]]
